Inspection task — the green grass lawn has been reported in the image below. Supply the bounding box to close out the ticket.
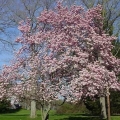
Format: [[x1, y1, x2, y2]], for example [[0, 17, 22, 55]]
[[0, 109, 120, 120]]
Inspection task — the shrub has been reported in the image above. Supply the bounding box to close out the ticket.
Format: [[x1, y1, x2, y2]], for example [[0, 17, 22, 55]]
[[84, 96, 101, 115], [110, 90, 120, 115], [0, 99, 11, 113], [56, 101, 89, 114]]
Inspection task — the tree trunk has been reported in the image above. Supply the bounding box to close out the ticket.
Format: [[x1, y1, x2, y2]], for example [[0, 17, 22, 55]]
[[41, 104, 51, 120], [100, 96, 107, 119], [30, 100, 36, 118], [106, 87, 111, 120]]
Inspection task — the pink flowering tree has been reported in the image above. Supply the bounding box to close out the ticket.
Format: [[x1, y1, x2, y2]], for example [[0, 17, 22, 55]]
[[0, 2, 120, 120], [36, 2, 120, 97], [0, 51, 66, 120], [36, 2, 120, 118]]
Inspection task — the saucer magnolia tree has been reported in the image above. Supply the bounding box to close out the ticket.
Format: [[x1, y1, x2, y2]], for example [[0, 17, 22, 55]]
[[36, 3, 120, 95], [16, 3, 120, 120], [0, 53, 65, 120], [1, 2, 120, 120], [35, 2, 120, 118]]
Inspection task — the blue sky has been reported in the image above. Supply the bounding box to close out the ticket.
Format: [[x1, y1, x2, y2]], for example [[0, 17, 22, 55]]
[[0, 28, 20, 69], [0, 52, 13, 66]]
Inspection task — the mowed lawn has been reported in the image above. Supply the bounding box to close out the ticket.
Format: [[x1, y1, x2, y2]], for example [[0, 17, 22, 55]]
[[0, 109, 120, 120]]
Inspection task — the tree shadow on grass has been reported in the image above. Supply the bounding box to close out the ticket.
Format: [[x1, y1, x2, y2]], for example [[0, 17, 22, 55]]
[[112, 114, 120, 116], [55, 116, 101, 120], [0, 108, 22, 114]]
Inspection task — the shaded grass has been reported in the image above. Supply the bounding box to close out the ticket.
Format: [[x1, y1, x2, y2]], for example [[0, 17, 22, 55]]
[[0, 109, 120, 120]]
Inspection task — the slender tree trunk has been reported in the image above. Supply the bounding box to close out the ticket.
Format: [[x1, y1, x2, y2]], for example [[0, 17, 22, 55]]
[[41, 104, 51, 120], [30, 100, 36, 118], [100, 96, 107, 119], [106, 87, 111, 120], [41, 107, 44, 120], [99, 57, 107, 119]]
